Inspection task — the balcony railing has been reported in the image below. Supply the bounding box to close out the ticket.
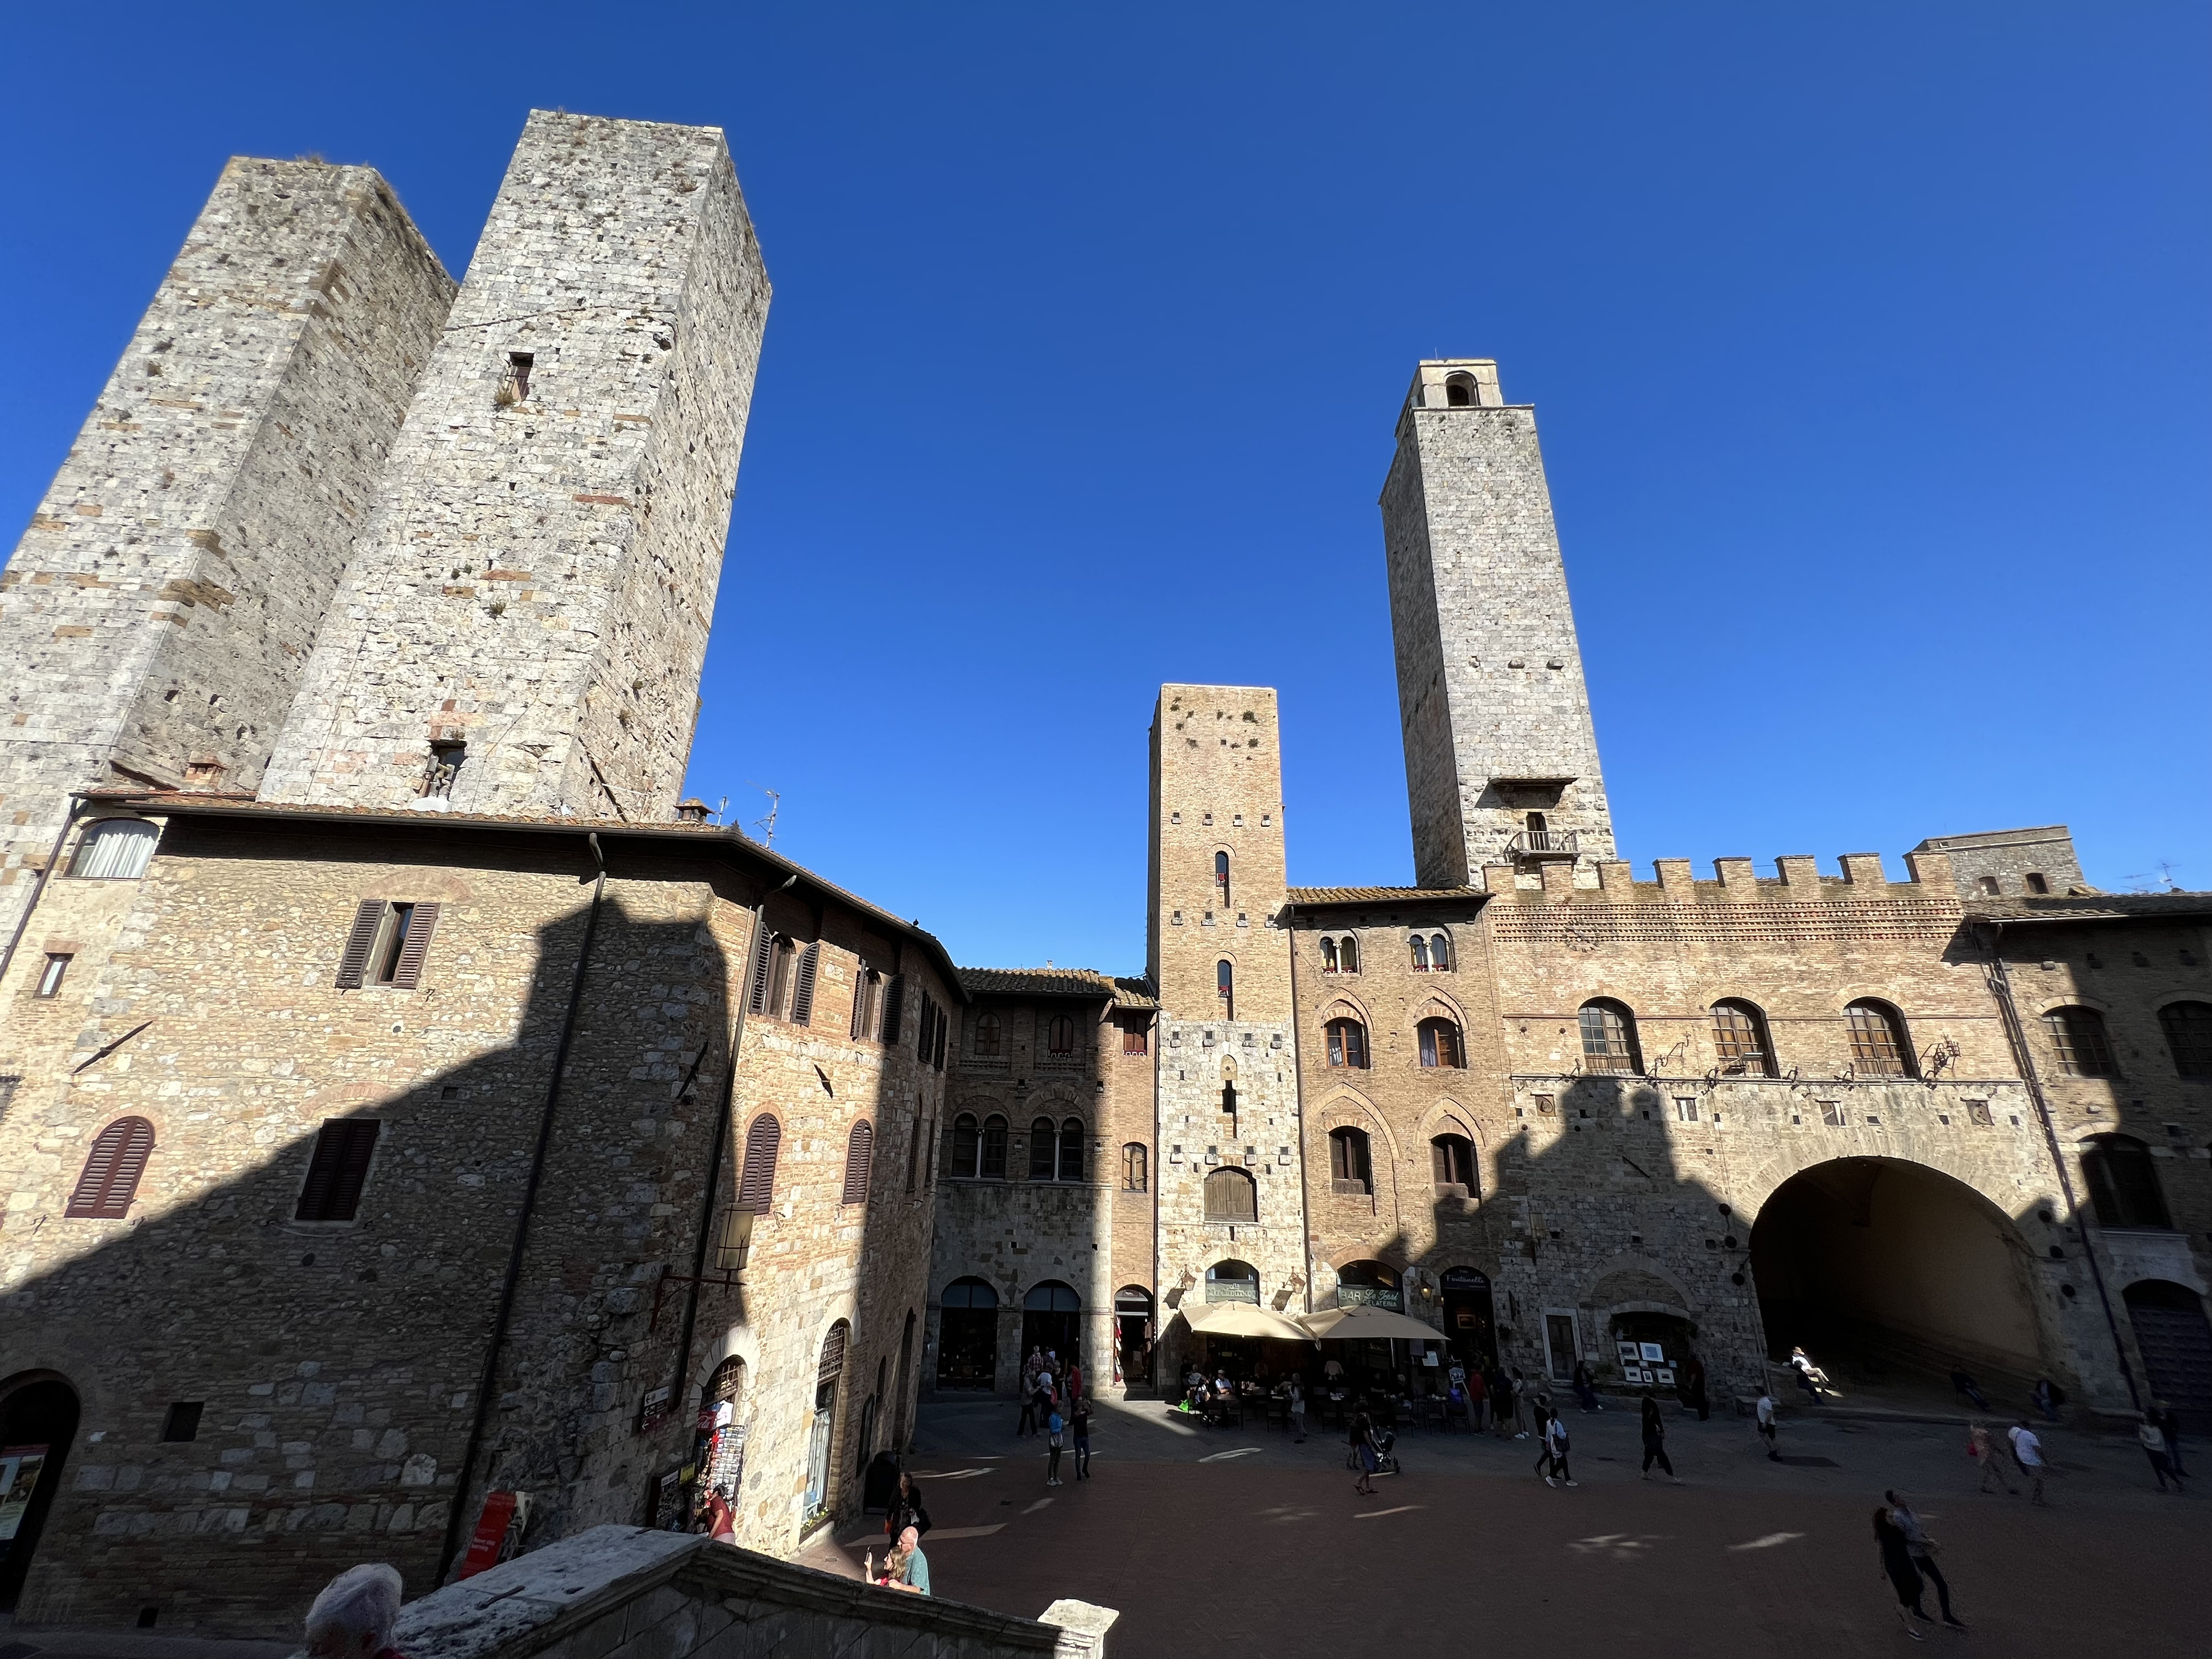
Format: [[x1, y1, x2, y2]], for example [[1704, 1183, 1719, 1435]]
[[1508, 828, 1580, 859]]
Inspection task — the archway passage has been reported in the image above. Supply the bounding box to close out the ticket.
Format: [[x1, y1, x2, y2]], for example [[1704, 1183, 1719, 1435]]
[[1439, 1267, 1497, 1372], [1115, 1287, 1155, 1390], [0, 1374, 80, 1611], [2124, 1280, 2212, 1433], [1021, 1282, 1081, 1375], [1750, 1159, 2044, 1404]]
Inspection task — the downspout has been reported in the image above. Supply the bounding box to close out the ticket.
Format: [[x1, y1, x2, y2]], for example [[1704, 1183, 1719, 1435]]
[[439, 831, 610, 1583], [1976, 920, 2141, 1412], [1285, 905, 1317, 1318], [0, 795, 87, 990]]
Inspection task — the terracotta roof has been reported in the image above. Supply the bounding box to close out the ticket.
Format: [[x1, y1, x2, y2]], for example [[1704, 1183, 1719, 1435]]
[[1282, 885, 1488, 907], [958, 967, 1156, 1009], [1966, 893, 2212, 924]]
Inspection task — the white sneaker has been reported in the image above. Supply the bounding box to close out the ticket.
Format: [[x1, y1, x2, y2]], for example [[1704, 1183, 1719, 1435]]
[[1515, 1432, 1529, 1440], [1564, 1480, 1579, 1488], [1543, 1475, 1556, 1487]]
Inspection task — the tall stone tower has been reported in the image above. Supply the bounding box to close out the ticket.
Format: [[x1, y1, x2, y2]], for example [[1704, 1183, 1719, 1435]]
[[1147, 685, 1307, 1364], [1379, 358, 1614, 888], [0, 159, 453, 940], [260, 111, 770, 820]]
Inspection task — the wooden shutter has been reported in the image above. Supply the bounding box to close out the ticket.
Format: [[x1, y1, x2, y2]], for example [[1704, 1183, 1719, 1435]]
[[880, 976, 904, 1045], [933, 1011, 947, 1071], [789, 943, 821, 1026], [849, 972, 871, 1041], [905, 1115, 921, 1193], [841, 1120, 874, 1206], [745, 925, 775, 1016], [388, 903, 440, 990], [296, 1119, 381, 1221], [335, 901, 386, 989], [737, 1113, 781, 1212], [65, 1117, 155, 1218]]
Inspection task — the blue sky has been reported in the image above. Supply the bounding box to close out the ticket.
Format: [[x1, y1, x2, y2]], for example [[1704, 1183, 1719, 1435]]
[[4, 4, 2205, 973]]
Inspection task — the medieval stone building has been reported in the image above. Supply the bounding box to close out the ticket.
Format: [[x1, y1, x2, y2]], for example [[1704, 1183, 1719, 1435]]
[[2, 117, 2208, 1644]]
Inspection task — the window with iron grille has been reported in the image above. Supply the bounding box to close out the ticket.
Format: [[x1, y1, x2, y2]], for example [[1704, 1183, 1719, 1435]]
[[1845, 1000, 1913, 1077], [1325, 1019, 1368, 1069], [2157, 1002, 2212, 1078], [295, 1119, 380, 1222], [2043, 1006, 2118, 1078], [1418, 1018, 1464, 1068], [1578, 1001, 1641, 1074], [65, 1116, 155, 1219], [1709, 1000, 1775, 1076]]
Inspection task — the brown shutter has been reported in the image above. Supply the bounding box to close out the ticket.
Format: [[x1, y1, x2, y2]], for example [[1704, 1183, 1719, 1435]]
[[933, 1011, 947, 1071], [296, 1119, 382, 1221], [66, 1117, 155, 1218], [841, 1120, 874, 1206], [905, 1115, 921, 1193], [849, 972, 869, 1041], [879, 976, 904, 1045], [388, 903, 440, 990], [789, 943, 821, 1026], [745, 925, 775, 1016], [335, 901, 386, 989], [737, 1113, 781, 1213]]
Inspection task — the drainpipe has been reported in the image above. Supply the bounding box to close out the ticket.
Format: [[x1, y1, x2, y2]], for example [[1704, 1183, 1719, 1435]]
[[1976, 921, 2141, 1412], [0, 795, 87, 990], [1284, 906, 1317, 1318], [438, 831, 610, 1583]]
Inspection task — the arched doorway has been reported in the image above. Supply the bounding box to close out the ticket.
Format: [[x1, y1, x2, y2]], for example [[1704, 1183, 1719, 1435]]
[[1022, 1282, 1081, 1373], [0, 1373, 81, 1611], [1115, 1286, 1155, 1388], [1439, 1267, 1496, 1371], [1750, 1158, 2042, 1397], [1334, 1260, 1402, 1311], [2124, 1280, 2212, 1433], [936, 1277, 998, 1390], [695, 1357, 747, 1510]]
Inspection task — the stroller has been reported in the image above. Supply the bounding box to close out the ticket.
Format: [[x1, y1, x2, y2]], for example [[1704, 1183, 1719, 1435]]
[[1345, 1427, 1401, 1477]]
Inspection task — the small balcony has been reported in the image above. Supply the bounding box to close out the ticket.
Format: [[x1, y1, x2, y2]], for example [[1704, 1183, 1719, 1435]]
[[1507, 828, 1580, 860]]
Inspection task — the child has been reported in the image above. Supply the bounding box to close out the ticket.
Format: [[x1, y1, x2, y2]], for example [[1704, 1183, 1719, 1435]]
[[1046, 1406, 1065, 1486], [1072, 1398, 1092, 1479]]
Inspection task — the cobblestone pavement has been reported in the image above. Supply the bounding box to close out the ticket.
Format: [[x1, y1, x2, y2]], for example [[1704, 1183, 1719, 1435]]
[[800, 1395, 2206, 1657]]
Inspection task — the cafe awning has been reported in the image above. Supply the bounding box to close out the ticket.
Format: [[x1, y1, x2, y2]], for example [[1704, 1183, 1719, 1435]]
[[1182, 1301, 1317, 1343], [1298, 1305, 1447, 1343]]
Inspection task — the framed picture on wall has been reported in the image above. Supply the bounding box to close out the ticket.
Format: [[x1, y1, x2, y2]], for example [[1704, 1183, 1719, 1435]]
[[1639, 1343, 1665, 1363]]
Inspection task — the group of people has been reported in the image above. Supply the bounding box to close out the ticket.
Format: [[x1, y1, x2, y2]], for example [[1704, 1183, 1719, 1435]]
[[867, 1469, 934, 1597], [1018, 1345, 1093, 1485], [1872, 1489, 1968, 1638]]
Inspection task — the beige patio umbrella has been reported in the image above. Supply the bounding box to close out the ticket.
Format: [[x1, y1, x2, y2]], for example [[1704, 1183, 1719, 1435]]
[[1298, 1304, 1448, 1343], [1182, 1301, 1317, 1343]]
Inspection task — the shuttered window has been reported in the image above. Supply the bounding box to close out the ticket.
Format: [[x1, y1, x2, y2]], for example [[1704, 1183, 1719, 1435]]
[[789, 943, 821, 1026], [334, 901, 441, 989], [66, 1117, 155, 1218], [880, 976, 904, 1045], [932, 1008, 947, 1071], [745, 926, 775, 1016], [335, 901, 387, 989], [295, 1119, 381, 1221], [737, 1114, 782, 1213], [388, 902, 439, 989], [841, 1120, 875, 1206], [905, 1115, 921, 1193], [851, 971, 880, 1041]]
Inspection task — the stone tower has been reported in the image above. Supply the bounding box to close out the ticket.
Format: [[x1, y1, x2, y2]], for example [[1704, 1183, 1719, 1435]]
[[1379, 358, 1614, 888], [1147, 685, 1307, 1363], [259, 111, 770, 820], [0, 158, 453, 940]]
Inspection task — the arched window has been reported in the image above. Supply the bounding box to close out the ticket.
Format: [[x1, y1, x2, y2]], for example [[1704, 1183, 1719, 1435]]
[[1204, 1259, 1259, 1303], [2159, 1001, 2212, 1078], [951, 1113, 980, 1180], [2081, 1134, 2171, 1230], [2044, 1006, 2118, 1078], [1217, 960, 1234, 1020], [70, 818, 159, 880], [1844, 999, 1913, 1077], [1709, 1000, 1776, 1077], [1047, 1014, 1076, 1056], [1339, 935, 1360, 973], [1325, 1018, 1368, 1069], [1418, 1018, 1464, 1068], [982, 1114, 1009, 1179], [973, 1012, 1002, 1058], [1203, 1166, 1258, 1223], [1328, 1126, 1373, 1195], [1429, 933, 1452, 972], [1029, 1117, 1057, 1180], [840, 1119, 875, 1206], [1025, 1281, 1081, 1313], [1444, 372, 1477, 406], [702, 1356, 745, 1412], [1431, 1133, 1476, 1194], [1214, 851, 1230, 906], [1410, 935, 1430, 971], [1321, 937, 1339, 973], [1121, 1142, 1149, 1191], [942, 1276, 997, 1309], [1579, 1000, 1641, 1074], [1220, 1080, 1238, 1118], [1336, 1260, 1402, 1311], [736, 1113, 781, 1212], [804, 1321, 849, 1520], [1058, 1118, 1086, 1182], [65, 1116, 155, 1218]]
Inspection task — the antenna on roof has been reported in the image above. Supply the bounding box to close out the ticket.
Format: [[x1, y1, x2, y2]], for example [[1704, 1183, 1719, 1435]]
[[714, 794, 728, 828], [747, 783, 779, 847]]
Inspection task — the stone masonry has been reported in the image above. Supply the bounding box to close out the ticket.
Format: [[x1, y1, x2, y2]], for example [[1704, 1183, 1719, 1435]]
[[260, 112, 768, 821], [0, 158, 453, 946]]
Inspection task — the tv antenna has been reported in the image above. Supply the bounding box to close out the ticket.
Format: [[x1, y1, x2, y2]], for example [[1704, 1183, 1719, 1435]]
[[747, 783, 779, 847]]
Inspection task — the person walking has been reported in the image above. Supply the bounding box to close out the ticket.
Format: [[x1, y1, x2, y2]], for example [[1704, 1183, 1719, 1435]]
[[2151, 1400, 2187, 1477], [1071, 1397, 1093, 1480], [1488, 1366, 1513, 1439], [1679, 1351, 1710, 1422], [885, 1469, 930, 1544], [1572, 1359, 1601, 1413], [1288, 1378, 1307, 1443], [1065, 1357, 1084, 1408], [1351, 1404, 1380, 1496], [1531, 1401, 1556, 1482], [1872, 1506, 1933, 1640], [2138, 1413, 2184, 1493], [1542, 1408, 1576, 1487], [1509, 1368, 1532, 1438], [1969, 1421, 2018, 1495], [1465, 1364, 1488, 1433], [2031, 1376, 2065, 1424], [2007, 1419, 2048, 1505], [1045, 1405, 1065, 1486], [1886, 1490, 1966, 1630], [1756, 1390, 1780, 1460], [1950, 1368, 1991, 1412], [1639, 1391, 1678, 1481], [1018, 1349, 1044, 1436]]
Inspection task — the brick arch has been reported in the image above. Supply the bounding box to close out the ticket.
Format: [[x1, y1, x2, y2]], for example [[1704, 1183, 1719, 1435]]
[[1326, 1241, 1410, 1274], [1317, 992, 1374, 1027], [1417, 1099, 1479, 1144], [1411, 990, 1472, 1028], [690, 1321, 762, 1397], [2027, 991, 2112, 1018], [1314, 1090, 1402, 1164], [1725, 1142, 2049, 1239], [1829, 984, 1917, 1013], [1584, 1263, 1699, 1320]]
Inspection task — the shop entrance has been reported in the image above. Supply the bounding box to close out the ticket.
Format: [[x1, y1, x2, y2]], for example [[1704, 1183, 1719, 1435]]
[[1440, 1267, 1498, 1372], [1750, 1157, 2042, 1397], [1021, 1281, 1081, 1374], [0, 1373, 80, 1611], [936, 1277, 999, 1390], [1115, 1287, 1155, 1389]]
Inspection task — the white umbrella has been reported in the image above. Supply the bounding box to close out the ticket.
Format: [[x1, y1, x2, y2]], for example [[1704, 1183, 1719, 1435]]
[[1298, 1304, 1447, 1343], [1182, 1301, 1317, 1343]]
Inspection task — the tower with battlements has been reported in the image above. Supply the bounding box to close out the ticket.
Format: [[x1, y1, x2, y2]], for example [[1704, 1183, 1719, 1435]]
[[1380, 358, 1615, 888], [259, 111, 769, 821]]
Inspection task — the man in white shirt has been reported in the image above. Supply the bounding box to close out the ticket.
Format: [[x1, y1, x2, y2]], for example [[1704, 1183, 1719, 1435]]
[[2007, 1420, 2047, 1505], [1756, 1392, 1779, 1460]]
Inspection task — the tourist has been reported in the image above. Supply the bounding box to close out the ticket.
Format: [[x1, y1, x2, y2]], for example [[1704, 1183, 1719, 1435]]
[[1755, 1390, 1779, 1460], [1045, 1404, 1065, 1486], [2006, 1419, 2048, 1505], [1511, 1369, 1533, 1438], [1678, 1351, 1710, 1422], [1288, 1378, 1307, 1443], [878, 1524, 931, 1595], [1323, 1354, 1345, 1387], [885, 1469, 929, 1543], [1464, 1364, 1488, 1432], [1030, 1366, 1056, 1439], [2152, 1399, 2187, 1477], [2138, 1413, 2184, 1494], [1018, 1349, 1045, 1436], [2031, 1376, 2064, 1423], [1968, 1421, 2017, 1495], [1871, 1505, 1933, 1639], [1950, 1367, 1991, 1412], [1072, 1396, 1093, 1480], [304, 1565, 404, 1659], [1572, 1358, 1601, 1412], [1350, 1404, 1380, 1496], [1639, 1391, 1676, 1481], [698, 1489, 737, 1543], [1486, 1366, 1511, 1438], [1790, 1347, 1824, 1402], [1541, 1407, 1575, 1487], [1065, 1356, 1083, 1406], [1886, 1490, 1965, 1630]]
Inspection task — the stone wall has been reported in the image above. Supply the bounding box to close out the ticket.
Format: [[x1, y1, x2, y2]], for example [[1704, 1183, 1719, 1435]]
[[1918, 827, 2089, 900], [0, 158, 453, 944], [260, 112, 769, 821]]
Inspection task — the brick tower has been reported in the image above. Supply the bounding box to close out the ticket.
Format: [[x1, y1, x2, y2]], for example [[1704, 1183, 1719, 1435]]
[[1147, 685, 1307, 1368], [0, 159, 453, 940], [259, 111, 770, 821], [1379, 358, 1615, 888]]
